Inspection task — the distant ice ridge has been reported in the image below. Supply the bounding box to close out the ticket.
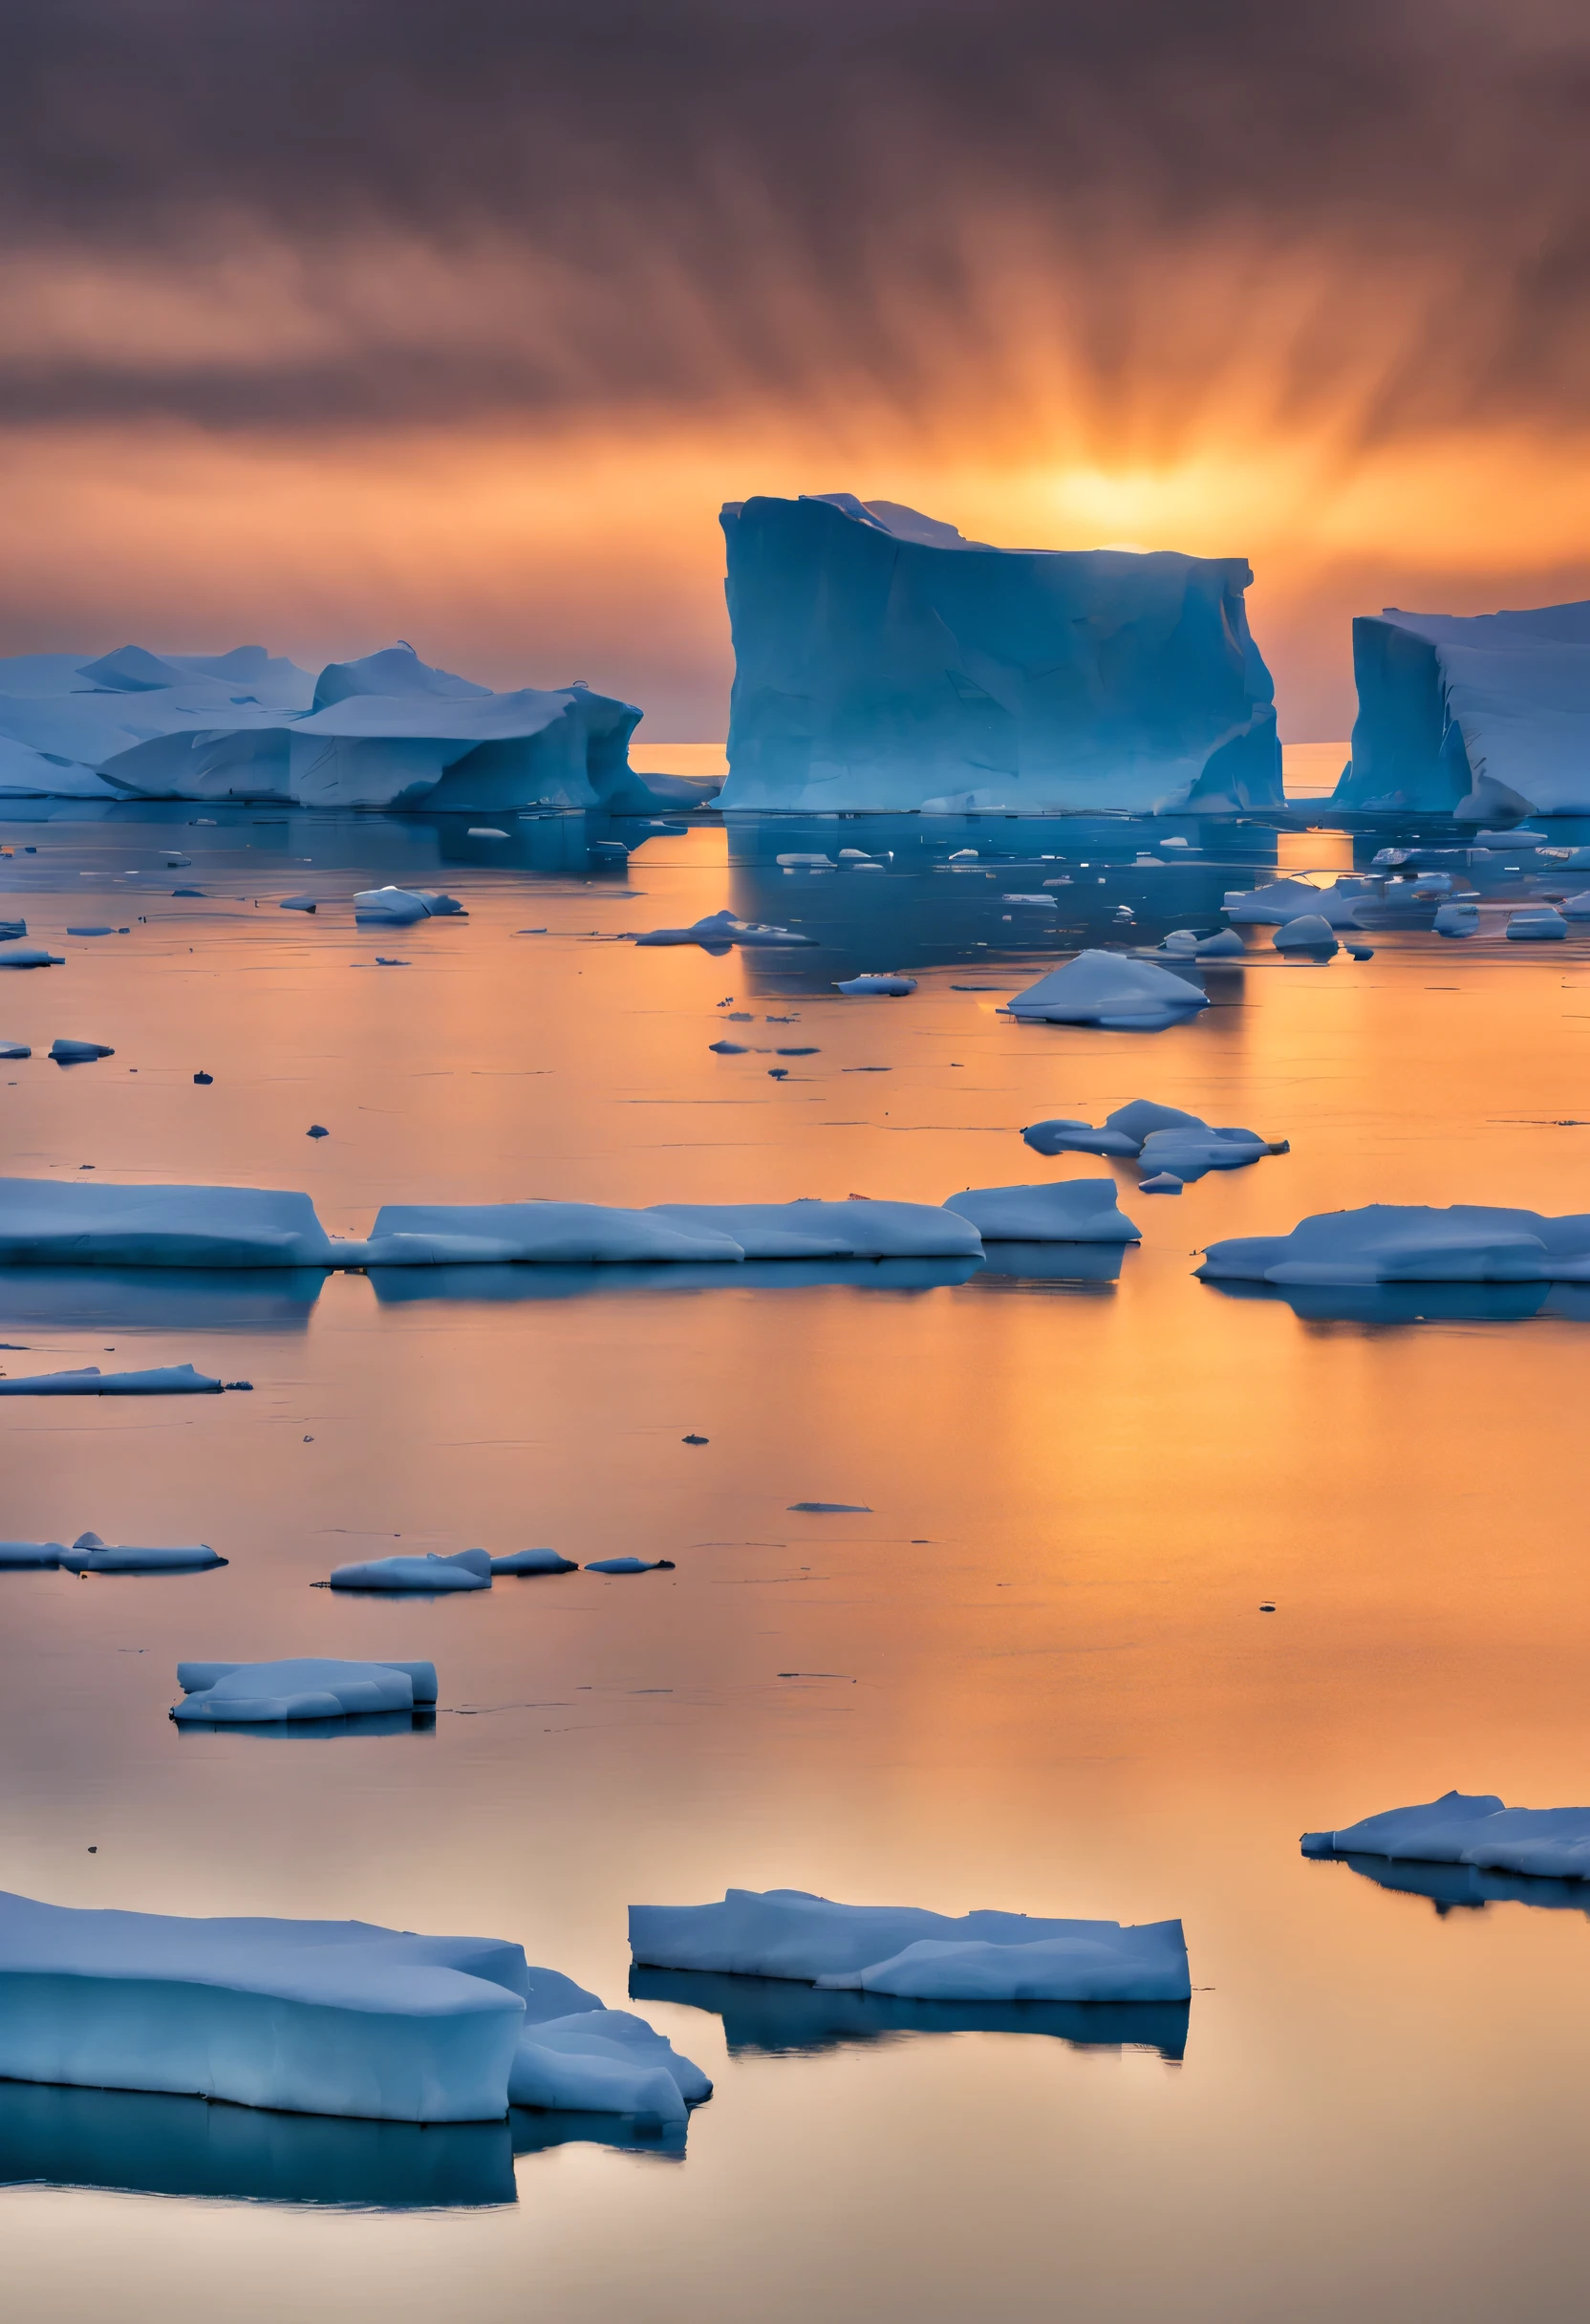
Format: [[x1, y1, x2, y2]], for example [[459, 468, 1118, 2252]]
[[630, 1889, 1190, 2002], [173, 1659, 439, 1724], [0, 642, 708, 813], [0, 1890, 709, 2127], [1301, 1791, 1590, 1882], [716, 495, 1283, 813], [1198, 1204, 1590, 1285], [1333, 599, 1590, 817]]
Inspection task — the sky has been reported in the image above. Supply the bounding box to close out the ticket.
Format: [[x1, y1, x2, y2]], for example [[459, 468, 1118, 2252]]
[[6, 0, 1590, 738]]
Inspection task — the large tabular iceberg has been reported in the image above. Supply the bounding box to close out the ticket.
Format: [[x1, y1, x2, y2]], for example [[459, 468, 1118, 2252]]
[[0, 1180, 336, 1269], [0, 1890, 709, 2128], [1333, 600, 1590, 818], [1198, 1204, 1590, 1286], [1302, 1792, 1590, 1882], [0, 642, 700, 813], [630, 1889, 1190, 2002], [716, 494, 1282, 813]]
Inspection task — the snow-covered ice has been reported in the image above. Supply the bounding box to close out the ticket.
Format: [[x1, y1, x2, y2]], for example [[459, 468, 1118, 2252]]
[[1272, 915, 1340, 955], [173, 1659, 439, 1724], [630, 1889, 1190, 2001], [586, 1558, 676, 1575], [715, 495, 1281, 813], [1021, 1100, 1280, 1180], [835, 974, 917, 996], [634, 909, 814, 950], [1301, 1791, 1590, 1882], [356, 1201, 746, 1266], [327, 1550, 493, 1592], [1198, 1204, 1590, 1286], [1006, 952, 1208, 1031], [60, 1532, 226, 1574], [0, 1542, 65, 1568], [489, 1549, 577, 1577], [0, 947, 63, 970], [1335, 600, 1590, 817], [1435, 901, 1480, 936], [0, 1363, 222, 1395], [50, 1039, 115, 1062], [0, 1888, 709, 2127], [943, 1179, 1140, 1242], [1506, 907, 1566, 940], [0, 1182, 336, 1268], [648, 1200, 982, 1260]]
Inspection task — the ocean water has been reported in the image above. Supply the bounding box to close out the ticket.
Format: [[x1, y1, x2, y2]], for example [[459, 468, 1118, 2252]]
[[4, 799, 1590, 2320]]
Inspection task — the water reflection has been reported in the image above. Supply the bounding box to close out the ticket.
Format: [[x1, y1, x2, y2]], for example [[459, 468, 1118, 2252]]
[[1201, 1280, 1555, 1327], [630, 1968, 1188, 2061], [366, 1257, 985, 1305], [0, 1268, 324, 1332], [172, 1711, 437, 1743], [1312, 1850, 1590, 1921]]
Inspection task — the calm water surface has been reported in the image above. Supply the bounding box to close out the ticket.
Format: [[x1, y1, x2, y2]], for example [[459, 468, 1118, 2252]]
[[4, 800, 1590, 2321]]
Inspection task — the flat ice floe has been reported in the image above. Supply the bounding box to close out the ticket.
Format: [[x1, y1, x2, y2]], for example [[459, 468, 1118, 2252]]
[[327, 1549, 493, 1592], [835, 973, 917, 996], [1198, 1203, 1590, 1285], [1302, 1791, 1590, 1881], [1006, 952, 1208, 1031], [489, 1548, 577, 1577], [943, 1179, 1140, 1242], [0, 1363, 222, 1395], [173, 1658, 439, 1724], [1021, 1099, 1283, 1183], [634, 909, 814, 949], [629, 1889, 1190, 2001], [0, 1181, 336, 1268], [60, 1533, 226, 1574], [0, 1889, 709, 2126]]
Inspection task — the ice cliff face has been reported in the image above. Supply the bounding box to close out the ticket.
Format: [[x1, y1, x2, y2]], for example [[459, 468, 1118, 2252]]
[[0, 642, 691, 812], [1334, 601, 1590, 818], [716, 494, 1282, 813]]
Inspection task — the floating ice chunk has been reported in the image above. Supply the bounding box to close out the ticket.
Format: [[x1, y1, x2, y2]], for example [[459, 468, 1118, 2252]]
[[508, 2011, 705, 2125], [0, 1362, 222, 1395], [629, 1888, 1190, 2002], [0, 1541, 63, 1568], [835, 974, 916, 995], [1150, 927, 1245, 958], [173, 1658, 438, 1724], [0, 1181, 335, 1268], [1198, 1202, 1590, 1286], [279, 894, 317, 913], [788, 1502, 870, 1513], [50, 1039, 115, 1062], [358, 1201, 745, 1266], [716, 496, 1278, 812], [489, 1549, 577, 1577], [1007, 951, 1208, 1030], [61, 1532, 226, 1574], [1223, 879, 1331, 925], [708, 1040, 748, 1054], [1272, 915, 1339, 955], [1300, 1790, 1590, 1883], [0, 921, 25, 940], [0, 947, 63, 969], [943, 1179, 1140, 1242], [1136, 1125, 1274, 1176], [634, 909, 814, 949], [648, 1198, 981, 1260], [66, 926, 114, 937], [1139, 1173, 1183, 1194], [354, 888, 432, 925], [328, 1549, 492, 1592], [466, 828, 509, 839], [1021, 1117, 1143, 1158], [1506, 907, 1567, 939], [585, 1557, 675, 1574], [0, 1044, 30, 1060], [1434, 901, 1480, 936], [1001, 893, 1058, 909]]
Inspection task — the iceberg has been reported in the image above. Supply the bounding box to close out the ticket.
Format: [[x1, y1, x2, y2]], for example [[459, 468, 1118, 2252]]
[[59, 1532, 226, 1574], [0, 1888, 709, 2128], [1506, 907, 1566, 940], [1334, 599, 1590, 816], [1271, 915, 1340, 956], [1006, 951, 1208, 1030], [327, 1549, 493, 1592], [0, 1541, 65, 1568], [835, 974, 916, 996], [1197, 1203, 1590, 1286], [0, 1181, 336, 1268], [0, 947, 63, 970], [648, 1199, 981, 1260], [634, 909, 814, 950], [172, 1659, 439, 1725], [943, 1179, 1140, 1242], [1301, 1791, 1590, 1883], [489, 1549, 577, 1577], [0, 1362, 221, 1395], [585, 1557, 676, 1575], [715, 495, 1281, 813], [630, 1889, 1190, 2002]]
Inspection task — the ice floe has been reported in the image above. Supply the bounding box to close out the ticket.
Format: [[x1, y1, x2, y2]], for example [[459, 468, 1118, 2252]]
[[173, 1658, 439, 1724], [835, 974, 916, 996], [1272, 915, 1340, 956], [943, 1179, 1140, 1242], [647, 1200, 981, 1260], [354, 887, 464, 925], [714, 495, 1280, 813], [1006, 952, 1207, 1031], [0, 947, 63, 970], [0, 1541, 65, 1568], [327, 1549, 493, 1592], [629, 1889, 1190, 2001], [585, 1557, 676, 1575], [1506, 906, 1567, 939], [50, 1039, 115, 1062], [1198, 1203, 1590, 1285], [1434, 901, 1479, 936], [0, 1182, 335, 1268], [489, 1549, 577, 1577], [60, 1532, 226, 1574], [1301, 1791, 1590, 1882], [0, 1888, 709, 2127], [634, 909, 814, 949], [1021, 1099, 1281, 1181], [0, 1362, 222, 1395]]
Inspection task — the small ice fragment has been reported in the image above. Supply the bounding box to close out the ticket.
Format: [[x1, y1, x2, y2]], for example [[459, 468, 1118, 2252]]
[[193, 1070, 213, 1084], [1138, 1173, 1184, 1194], [279, 895, 317, 913], [777, 1046, 819, 1055], [1272, 915, 1339, 955], [0, 946, 64, 969], [488, 1549, 577, 1577], [467, 828, 509, 838], [328, 1549, 493, 1592], [1507, 907, 1567, 940], [375, 958, 408, 966], [835, 974, 916, 996], [1002, 893, 1059, 909], [306, 1124, 329, 1137], [787, 1502, 871, 1514], [66, 927, 114, 937], [1345, 943, 1375, 960], [708, 1041, 748, 1054], [50, 1039, 115, 1063], [225, 1381, 253, 1390], [1007, 952, 1207, 1030], [682, 1434, 708, 1445], [767, 1067, 788, 1079], [585, 1557, 677, 1574]]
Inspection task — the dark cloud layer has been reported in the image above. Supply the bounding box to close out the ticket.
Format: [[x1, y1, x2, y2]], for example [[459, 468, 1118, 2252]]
[[3, 0, 1589, 441]]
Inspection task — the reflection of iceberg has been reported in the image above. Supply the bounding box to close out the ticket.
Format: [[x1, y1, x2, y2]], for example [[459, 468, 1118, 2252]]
[[1311, 1850, 1590, 1920], [971, 1242, 1126, 1284], [630, 1968, 1188, 2061], [367, 1256, 984, 1304], [1334, 600, 1590, 817], [1200, 1278, 1552, 1326], [0, 1266, 324, 1330], [716, 496, 1282, 813], [0, 2080, 520, 2208]]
